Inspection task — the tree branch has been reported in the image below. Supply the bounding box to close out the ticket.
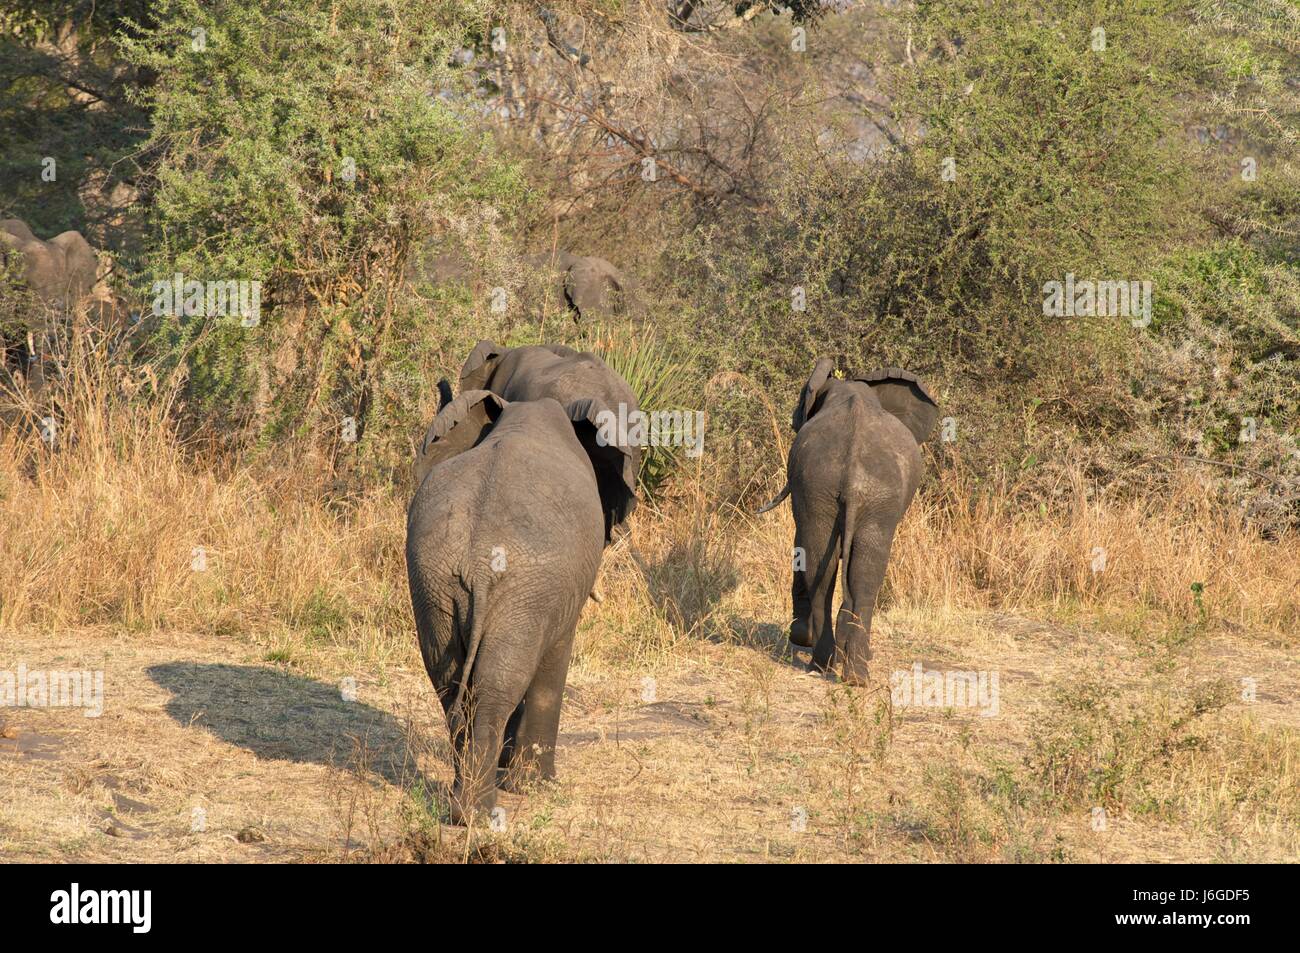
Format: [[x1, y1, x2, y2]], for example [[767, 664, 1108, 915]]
[[538, 8, 590, 68]]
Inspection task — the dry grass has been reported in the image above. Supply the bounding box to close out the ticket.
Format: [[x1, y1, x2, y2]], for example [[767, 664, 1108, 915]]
[[888, 466, 1299, 638], [1, 343, 1296, 862], [0, 336, 409, 661]]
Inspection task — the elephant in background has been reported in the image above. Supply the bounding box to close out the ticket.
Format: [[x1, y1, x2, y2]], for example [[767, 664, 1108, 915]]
[[759, 359, 939, 684], [460, 339, 641, 540], [1, 219, 114, 392], [524, 251, 642, 322], [404, 244, 642, 322], [406, 388, 636, 822], [0, 219, 100, 307]]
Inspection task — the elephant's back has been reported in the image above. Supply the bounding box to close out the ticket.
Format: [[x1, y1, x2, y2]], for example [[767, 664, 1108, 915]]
[[499, 351, 638, 415], [406, 426, 604, 597], [790, 389, 921, 514]]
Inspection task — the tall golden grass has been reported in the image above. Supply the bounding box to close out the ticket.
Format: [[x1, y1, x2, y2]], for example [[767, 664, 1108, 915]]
[[887, 466, 1298, 636], [0, 336, 407, 637], [2, 337, 1295, 645]]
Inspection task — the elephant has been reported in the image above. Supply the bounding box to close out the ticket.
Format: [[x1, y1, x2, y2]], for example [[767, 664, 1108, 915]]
[[0, 219, 100, 307], [1, 219, 107, 392], [526, 251, 642, 322], [406, 386, 637, 823], [459, 339, 641, 539], [759, 359, 939, 684], [404, 244, 641, 321]]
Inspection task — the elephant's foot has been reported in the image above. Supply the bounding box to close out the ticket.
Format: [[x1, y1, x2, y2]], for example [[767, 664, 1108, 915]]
[[448, 784, 498, 827], [807, 652, 834, 675], [839, 640, 872, 687], [789, 617, 815, 648], [839, 664, 870, 687]]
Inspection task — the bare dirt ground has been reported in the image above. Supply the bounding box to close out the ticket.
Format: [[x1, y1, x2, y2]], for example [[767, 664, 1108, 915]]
[[2, 603, 1296, 863]]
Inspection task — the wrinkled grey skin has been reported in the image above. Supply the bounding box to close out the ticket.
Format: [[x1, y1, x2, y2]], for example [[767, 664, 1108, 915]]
[[460, 339, 641, 540], [759, 359, 939, 684], [406, 389, 636, 823]]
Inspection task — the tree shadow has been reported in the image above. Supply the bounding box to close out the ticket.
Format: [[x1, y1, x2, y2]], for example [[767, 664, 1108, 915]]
[[634, 539, 741, 637], [714, 615, 814, 673], [146, 662, 442, 797]]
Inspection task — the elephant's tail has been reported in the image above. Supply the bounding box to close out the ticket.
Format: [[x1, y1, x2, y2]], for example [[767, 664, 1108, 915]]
[[755, 481, 791, 515], [448, 580, 488, 720], [839, 495, 858, 610], [436, 378, 454, 410], [837, 432, 866, 624]]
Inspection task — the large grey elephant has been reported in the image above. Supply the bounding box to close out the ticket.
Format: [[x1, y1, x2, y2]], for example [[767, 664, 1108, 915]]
[[759, 359, 939, 684], [406, 387, 636, 823], [460, 339, 641, 538]]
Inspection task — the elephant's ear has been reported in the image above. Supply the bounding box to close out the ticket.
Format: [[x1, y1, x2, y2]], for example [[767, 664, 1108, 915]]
[[458, 339, 504, 392], [565, 397, 639, 544], [412, 390, 507, 490], [858, 368, 940, 445], [793, 357, 835, 431]]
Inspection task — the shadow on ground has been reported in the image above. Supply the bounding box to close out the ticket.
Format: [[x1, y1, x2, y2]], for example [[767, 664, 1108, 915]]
[[718, 615, 813, 671], [637, 540, 740, 636], [147, 662, 439, 795]]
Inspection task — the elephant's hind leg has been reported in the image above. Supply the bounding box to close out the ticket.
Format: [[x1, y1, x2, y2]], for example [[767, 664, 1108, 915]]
[[449, 687, 518, 827], [500, 634, 574, 790], [497, 702, 525, 776], [835, 521, 895, 685], [798, 506, 842, 674], [789, 568, 814, 647]]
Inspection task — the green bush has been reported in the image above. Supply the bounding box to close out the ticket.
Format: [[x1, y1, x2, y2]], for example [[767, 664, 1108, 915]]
[[660, 0, 1298, 500], [584, 322, 700, 498], [120, 0, 526, 467]]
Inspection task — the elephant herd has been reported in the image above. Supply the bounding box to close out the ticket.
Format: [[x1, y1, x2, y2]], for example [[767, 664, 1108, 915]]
[[2, 219, 939, 821], [408, 341, 938, 822]]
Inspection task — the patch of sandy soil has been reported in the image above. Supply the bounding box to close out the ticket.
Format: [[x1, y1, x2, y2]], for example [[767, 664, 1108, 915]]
[[0, 609, 1295, 862]]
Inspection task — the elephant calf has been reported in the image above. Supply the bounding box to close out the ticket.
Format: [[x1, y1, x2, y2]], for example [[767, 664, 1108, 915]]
[[760, 359, 939, 684], [406, 388, 636, 823]]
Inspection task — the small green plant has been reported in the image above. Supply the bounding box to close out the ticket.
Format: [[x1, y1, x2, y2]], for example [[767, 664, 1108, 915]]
[[1190, 582, 1207, 626]]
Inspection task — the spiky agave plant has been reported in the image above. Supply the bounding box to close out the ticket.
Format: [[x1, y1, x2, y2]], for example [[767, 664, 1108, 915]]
[[583, 322, 697, 499]]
